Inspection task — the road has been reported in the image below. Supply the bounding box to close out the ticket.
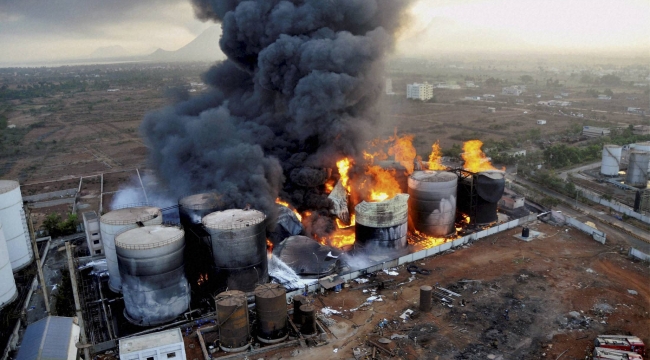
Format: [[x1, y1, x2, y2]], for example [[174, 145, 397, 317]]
[[557, 161, 601, 180], [509, 175, 650, 253]]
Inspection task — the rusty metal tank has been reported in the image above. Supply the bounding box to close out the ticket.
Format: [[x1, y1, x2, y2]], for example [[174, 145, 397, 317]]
[[354, 194, 410, 257], [254, 283, 288, 343], [215, 290, 250, 352], [299, 304, 317, 336], [408, 171, 458, 237], [202, 209, 268, 292], [292, 294, 307, 325]]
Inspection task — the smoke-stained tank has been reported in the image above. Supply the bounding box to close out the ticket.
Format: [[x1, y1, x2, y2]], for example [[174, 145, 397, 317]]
[[202, 209, 268, 292], [354, 194, 409, 257], [254, 283, 288, 343], [0, 180, 33, 272], [408, 171, 457, 237], [457, 170, 506, 225], [100, 206, 162, 293], [600, 145, 622, 176], [115, 225, 190, 326], [299, 304, 317, 336], [626, 151, 649, 188], [0, 222, 18, 310], [178, 192, 224, 230], [215, 290, 250, 352]]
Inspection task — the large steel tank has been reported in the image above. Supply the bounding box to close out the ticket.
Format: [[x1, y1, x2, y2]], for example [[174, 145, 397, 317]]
[[100, 206, 162, 293], [254, 283, 288, 343], [457, 170, 506, 225], [178, 192, 224, 232], [0, 180, 33, 271], [215, 290, 250, 352], [600, 145, 622, 176], [354, 194, 410, 257], [408, 171, 457, 237], [631, 142, 650, 171], [202, 209, 268, 293], [0, 222, 18, 310], [626, 151, 649, 188], [115, 225, 190, 326]]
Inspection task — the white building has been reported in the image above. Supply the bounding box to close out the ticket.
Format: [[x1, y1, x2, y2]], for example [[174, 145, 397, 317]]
[[537, 120, 547, 125], [15, 317, 80, 360], [385, 78, 395, 95], [598, 94, 611, 100], [502, 86, 524, 96], [119, 328, 186, 360], [407, 82, 434, 101], [583, 126, 611, 138], [464, 96, 481, 101], [82, 211, 103, 256]]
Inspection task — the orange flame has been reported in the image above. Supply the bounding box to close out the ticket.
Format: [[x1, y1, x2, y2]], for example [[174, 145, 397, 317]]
[[388, 133, 416, 174], [428, 141, 446, 171], [365, 165, 401, 202], [325, 179, 335, 193], [462, 140, 497, 173], [336, 214, 356, 229], [336, 158, 352, 192], [275, 198, 303, 221], [197, 273, 208, 286], [317, 229, 355, 248]]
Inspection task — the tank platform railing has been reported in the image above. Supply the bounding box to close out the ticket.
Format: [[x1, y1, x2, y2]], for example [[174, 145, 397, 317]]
[[115, 230, 184, 250], [448, 168, 479, 227], [101, 212, 162, 226], [203, 216, 266, 230], [112, 202, 151, 210]]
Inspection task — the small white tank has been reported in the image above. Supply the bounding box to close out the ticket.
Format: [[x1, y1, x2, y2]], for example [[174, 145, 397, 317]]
[[0, 180, 33, 271], [0, 222, 18, 310], [626, 151, 649, 188], [100, 206, 162, 293], [600, 145, 622, 176]]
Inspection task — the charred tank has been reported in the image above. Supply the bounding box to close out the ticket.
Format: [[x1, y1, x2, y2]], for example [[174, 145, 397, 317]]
[[354, 194, 409, 257], [457, 170, 505, 225], [254, 283, 288, 343], [408, 171, 457, 237]]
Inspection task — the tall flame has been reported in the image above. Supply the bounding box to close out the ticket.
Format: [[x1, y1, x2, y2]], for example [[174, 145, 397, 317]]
[[388, 133, 416, 174], [365, 165, 401, 202], [462, 140, 497, 173], [336, 158, 352, 192], [428, 141, 446, 170], [275, 198, 303, 221]]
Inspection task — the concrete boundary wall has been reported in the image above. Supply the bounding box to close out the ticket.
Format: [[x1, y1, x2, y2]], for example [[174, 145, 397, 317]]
[[565, 217, 607, 244], [578, 187, 650, 224], [286, 213, 538, 299], [629, 248, 650, 262]]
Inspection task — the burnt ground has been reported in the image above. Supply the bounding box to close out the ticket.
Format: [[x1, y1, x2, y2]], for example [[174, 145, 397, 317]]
[[207, 221, 650, 360]]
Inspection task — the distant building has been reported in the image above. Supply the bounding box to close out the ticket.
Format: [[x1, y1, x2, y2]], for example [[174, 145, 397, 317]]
[[385, 78, 395, 95], [502, 86, 524, 96], [499, 193, 525, 210], [483, 94, 495, 98], [539, 100, 571, 107], [407, 82, 434, 101], [435, 82, 460, 89], [583, 126, 611, 138], [465, 81, 478, 88], [537, 120, 547, 125], [554, 95, 563, 99], [515, 99, 524, 104], [633, 82, 648, 87], [82, 211, 102, 256], [7, 124, 16, 129], [535, 94, 542, 98], [119, 328, 186, 360], [632, 125, 650, 135], [627, 107, 645, 115], [598, 94, 611, 100], [560, 92, 569, 97], [486, 107, 496, 113], [505, 149, 527, 157], [15, 316, 80, 360], [464, 96, 481, 101]]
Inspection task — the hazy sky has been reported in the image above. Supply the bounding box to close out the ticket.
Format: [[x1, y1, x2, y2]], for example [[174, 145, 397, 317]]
[[0, 0, 648, 64]]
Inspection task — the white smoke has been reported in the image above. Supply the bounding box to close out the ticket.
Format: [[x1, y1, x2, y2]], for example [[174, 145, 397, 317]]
[[268, 256, 317, 291]]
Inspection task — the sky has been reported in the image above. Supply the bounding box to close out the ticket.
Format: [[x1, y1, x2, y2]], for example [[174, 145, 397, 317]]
[[0, 0, 648, 65]]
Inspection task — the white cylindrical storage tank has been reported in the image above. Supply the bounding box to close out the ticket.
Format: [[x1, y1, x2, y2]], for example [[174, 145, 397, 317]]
[[408, 171, 457, 237], [600, 145, 622, 176], [0, 222, 18, 310], [0, 180, 33, 272], [100, 206, 162, 293], [631, 142, 650, 171], [626, 151, 649, 188], [202, 209, 268, 293], [116, 225, 190, 326], [354, 194, 410, 257]]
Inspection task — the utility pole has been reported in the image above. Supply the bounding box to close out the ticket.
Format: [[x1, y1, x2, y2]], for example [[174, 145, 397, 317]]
[[65, 242, 91, 360], [26, 208, 49, 314]]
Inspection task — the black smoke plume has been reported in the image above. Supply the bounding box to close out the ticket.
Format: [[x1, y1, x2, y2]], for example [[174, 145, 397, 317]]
[[141, 0, 411, 223]]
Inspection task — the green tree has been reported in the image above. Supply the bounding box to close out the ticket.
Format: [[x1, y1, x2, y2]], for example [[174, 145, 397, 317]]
[[599, 74, 621, 86], [54, 269, 75, 317]]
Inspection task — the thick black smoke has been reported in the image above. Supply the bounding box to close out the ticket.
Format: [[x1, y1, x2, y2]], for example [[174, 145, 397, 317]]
[[141, 0, 411, 220]]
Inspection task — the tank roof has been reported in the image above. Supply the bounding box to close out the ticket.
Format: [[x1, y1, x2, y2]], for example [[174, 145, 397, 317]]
[[0, 180, 19, 195], [202, 209, 266, 229], [100, 206, 161, 225], [179, 192, 223, 209], [478, 170, 505, 180], [255, 283, 285, 298], [115, 225, 183, 250], [215, 290, 246, 306], [410, 170, 457, 182], [119, 328, 183, 354], [604, 144, 622, 148]]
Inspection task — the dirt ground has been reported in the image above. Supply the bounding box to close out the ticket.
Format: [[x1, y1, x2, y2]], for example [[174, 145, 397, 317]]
[[194, 221, 649, 360]]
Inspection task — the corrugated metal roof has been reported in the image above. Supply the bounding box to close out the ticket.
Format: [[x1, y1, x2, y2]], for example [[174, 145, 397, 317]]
[[15, 316, 75, 360]]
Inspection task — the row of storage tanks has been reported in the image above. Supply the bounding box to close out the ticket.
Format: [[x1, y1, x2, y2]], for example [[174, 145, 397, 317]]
[[601, 142, 650, 188], [0, 180, 35, 312], [354, 169, 506, 257], [98, 197, 268, 326]]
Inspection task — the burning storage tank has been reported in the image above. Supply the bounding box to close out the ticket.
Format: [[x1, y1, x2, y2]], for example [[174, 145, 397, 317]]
[[408, 171, 458, 237], [254, 283, 288, 343], [600, 145, 622, 176], [0, 180, 33, 271], [215, 290, 250, 352], [115, 225, 190, 326], [0, 222, 18, 310], [100, 206, 162, 293], [178, 192, 224, 234], [354, 194, 410, 257], [457, 170, 506, 225], [626, 151, 649, 188], [202, 209, 268, 292]]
